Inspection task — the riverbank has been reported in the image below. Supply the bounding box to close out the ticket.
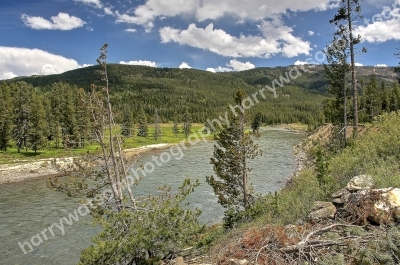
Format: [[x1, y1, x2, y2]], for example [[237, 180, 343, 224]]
[[0, 143, 173, 185]]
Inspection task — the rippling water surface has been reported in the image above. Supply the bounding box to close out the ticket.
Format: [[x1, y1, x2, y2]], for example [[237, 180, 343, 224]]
[[0, 128, 303, 265]]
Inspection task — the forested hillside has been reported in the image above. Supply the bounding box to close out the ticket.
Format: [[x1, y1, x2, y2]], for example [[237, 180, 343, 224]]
[[1, 64, 397, 136], [2, 64, 331, 126]]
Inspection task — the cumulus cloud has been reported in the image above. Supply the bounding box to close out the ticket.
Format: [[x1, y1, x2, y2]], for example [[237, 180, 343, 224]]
[[116, 0, 338, 29], [0, 72, 18, 80], [355, 4, 400, 42], [294, 60, 308, 65], [178, 62, 192, 69], [74, 0, 103, 9], [355, 62, 364, 66], [80, 64, 93, 68], [206, 59, 255, 72], [120, 60, 158, 67], [160, 20, 311, 58], [375, 64, 388, 67], [0, 46, 83, 80], [21, 12, 86, 30], [227, 59, 255, 71], [206, 66, 233, 73], [308, 30, 315, 36]]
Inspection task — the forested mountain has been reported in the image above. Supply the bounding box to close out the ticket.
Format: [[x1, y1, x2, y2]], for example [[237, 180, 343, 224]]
[[1, 64, 397, 128]]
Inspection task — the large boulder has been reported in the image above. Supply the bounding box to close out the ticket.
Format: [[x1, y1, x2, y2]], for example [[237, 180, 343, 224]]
[[346, 175, 374, 192], [308, 201, 337, 221], [359, 188, 400, 224]]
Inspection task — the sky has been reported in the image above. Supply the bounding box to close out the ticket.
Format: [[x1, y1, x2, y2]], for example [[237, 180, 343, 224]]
[[0, 0, 399, 80]]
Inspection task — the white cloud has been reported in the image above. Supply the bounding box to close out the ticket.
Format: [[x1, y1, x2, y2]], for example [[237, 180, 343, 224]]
[[80, 64, 93, 68], [375, 64, 388, 67], [21, 13, 86, 30], [308, 30, 315, 36], [125, 28, 137, 33], [116, 0, 337, 29], [227, 59, 255, 71], [294, 60, 307, 65], [178, 62, 192, 69], [0, 47, 83, 80], [206, 59, 255, 72], [206, 66, 233, 73], [120, 60, 158, 67], [355, 62, 364, 66], [104, 6, 114, 16], [160, 20, 311, 58], [74, 0, 103, 9], [355, 5, 400, 42], [0, 72, 17, 80]]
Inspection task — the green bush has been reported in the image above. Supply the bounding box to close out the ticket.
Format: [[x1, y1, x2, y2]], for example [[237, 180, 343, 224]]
[[328, 112, 400, 190], [78, 179, 204, 265]]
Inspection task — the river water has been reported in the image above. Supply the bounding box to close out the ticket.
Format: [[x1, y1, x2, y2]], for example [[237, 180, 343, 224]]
[[0, 128, 304, 265]]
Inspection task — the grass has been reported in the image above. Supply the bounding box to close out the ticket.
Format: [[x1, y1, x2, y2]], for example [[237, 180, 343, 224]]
[[0, 123, 210, 165]]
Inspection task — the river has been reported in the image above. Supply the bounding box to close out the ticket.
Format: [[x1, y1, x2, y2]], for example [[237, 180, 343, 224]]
[[0, 128, 304, 265]]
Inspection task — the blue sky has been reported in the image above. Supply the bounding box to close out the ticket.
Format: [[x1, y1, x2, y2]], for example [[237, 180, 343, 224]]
[[0, 0, 399, 79]]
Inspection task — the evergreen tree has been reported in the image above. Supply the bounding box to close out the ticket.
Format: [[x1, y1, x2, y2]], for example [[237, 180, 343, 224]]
[[172, 116, 180, 137], [137, 107, 148, 137], [0, 83, 12, 151], [251, 112, 262, 132], [329, 0, 365, 128], [323, 39, 350, 131], [392, 82, 400, 111], [121, 106, 134, 138], [12, 82, 32, 153], [206, 88, 261, 227], [182, 111, 192, 137], [381, 81, 390, 112], [28, 93, 48, 153], [48, 85, 63, 148], [364, 75, 381, 121], [153, 109, 161, 140], [75, 88, 91, 147]]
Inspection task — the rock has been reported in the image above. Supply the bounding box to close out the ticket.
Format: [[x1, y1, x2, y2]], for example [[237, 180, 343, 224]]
[[308, 201, 336, 221], [332, 188, 351, 205], [346, 175, 374, 191], [360, 188, 400, 224]]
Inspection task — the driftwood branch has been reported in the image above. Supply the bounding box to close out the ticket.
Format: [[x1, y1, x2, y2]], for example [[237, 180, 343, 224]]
[[279, 223, 364, 254]]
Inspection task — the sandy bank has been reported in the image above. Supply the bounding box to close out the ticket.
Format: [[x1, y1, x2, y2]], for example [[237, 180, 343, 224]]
[[0, 143, 173, 185]]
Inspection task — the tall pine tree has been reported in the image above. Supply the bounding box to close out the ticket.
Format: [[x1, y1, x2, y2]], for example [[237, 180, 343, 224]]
[[182, 111, 192, 138], [137, 106, 148, 137], [28, 93, 48, 153], [329, 0, 365, 129], [153, 109, 161, 140], [206, 88, 261, 227], [12, 82, 32, 153]]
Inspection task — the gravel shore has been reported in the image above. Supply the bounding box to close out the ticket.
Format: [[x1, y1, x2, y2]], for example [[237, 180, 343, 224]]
[[0, 143, 172, 185]]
